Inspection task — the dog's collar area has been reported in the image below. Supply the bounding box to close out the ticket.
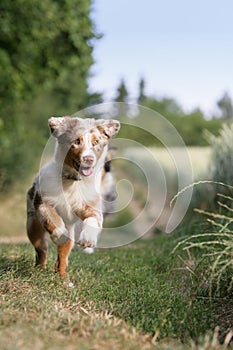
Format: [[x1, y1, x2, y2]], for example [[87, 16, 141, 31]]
[[73, 160, 80, 173], [62, 171, 81, 181]]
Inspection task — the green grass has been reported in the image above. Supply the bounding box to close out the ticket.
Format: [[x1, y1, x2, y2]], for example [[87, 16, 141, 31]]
[[0, 147, 231, 349], [0, 233, 231, 349]]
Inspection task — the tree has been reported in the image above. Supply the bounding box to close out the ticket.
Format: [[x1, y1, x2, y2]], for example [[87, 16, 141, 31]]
[[138, 77, 146, 104], [0, 0, 100, 190], [217, 92, 233, 120], [144, 96, 183, 120], [0, 0, 99, 113], [115, 79, 128, 102]]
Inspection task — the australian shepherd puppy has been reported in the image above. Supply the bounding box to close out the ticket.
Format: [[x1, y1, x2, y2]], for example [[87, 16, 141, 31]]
[[27, 116, 120, 279]]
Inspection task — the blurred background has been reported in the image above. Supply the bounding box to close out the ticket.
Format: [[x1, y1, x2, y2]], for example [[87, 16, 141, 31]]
[[0, 0, 233, 241]]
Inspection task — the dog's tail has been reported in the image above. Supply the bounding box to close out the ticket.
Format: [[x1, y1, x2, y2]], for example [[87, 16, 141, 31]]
[[102, 147, 117, 217], [104, 146, 117, 173]]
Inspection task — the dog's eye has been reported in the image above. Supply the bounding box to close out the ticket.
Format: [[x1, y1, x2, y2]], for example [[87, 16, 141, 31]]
[[74, 138, 81, 145], [93, 139, 99, 146]]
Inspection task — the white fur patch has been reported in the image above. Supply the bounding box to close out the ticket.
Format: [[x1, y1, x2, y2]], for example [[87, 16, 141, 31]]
[[68, 281, 74, 288], [82, 133, 96, 165], [78, 217, 101, 248], [83, 247, 95, 254]]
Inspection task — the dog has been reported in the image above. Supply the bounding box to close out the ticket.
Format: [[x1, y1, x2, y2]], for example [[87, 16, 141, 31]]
[[27, 116, 120, 279]]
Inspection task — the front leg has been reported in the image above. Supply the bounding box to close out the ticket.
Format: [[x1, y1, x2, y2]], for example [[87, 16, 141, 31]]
[[78, 214, 103, 249], [55, 239, 74, 279], [35, 193, 70, 246]]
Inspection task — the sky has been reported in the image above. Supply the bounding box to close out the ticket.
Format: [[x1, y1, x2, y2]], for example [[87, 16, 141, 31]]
[[89, 0, 233, 116]]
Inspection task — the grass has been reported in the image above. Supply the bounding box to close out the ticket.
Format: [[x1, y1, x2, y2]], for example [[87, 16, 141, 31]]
[[0, 232, 232, 349], [0, 146, 232, 349], [125, 146, 211, 182], [0, 192, 26, 239]]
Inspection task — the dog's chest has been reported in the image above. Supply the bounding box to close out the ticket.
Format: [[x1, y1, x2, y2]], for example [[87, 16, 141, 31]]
[[54, 180, 100, 221], [39, 161, 102, 223]]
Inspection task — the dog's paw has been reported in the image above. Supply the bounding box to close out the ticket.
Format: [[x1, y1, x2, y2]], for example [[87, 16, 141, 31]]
[[78, 227, 97, 249], [51, 226, 70, 246], [78, 239, 96, 248], [83, 247, 95, 254]]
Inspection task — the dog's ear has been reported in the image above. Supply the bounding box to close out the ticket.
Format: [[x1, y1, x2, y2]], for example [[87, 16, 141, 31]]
[[48, 116, 70, 137], [96, 120, 120, 139]]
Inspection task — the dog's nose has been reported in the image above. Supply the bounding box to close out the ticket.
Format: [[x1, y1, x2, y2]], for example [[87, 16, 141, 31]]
[[83, 155, 94, 165]]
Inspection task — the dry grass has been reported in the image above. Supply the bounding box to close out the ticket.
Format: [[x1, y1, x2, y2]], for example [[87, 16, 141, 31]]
[[0, 296, 156, 350], [0, 188, 27, 239], [149, 146, 211, 181]]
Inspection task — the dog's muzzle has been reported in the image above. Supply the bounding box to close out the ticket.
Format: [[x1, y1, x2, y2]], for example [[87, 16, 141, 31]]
[[74, 155, 95, 177], [80, 155, 95, 177], [79, 166, 94, 176]]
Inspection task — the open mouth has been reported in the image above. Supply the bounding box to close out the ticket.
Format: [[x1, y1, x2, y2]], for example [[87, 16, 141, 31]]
[[79, 166, 93, 177], [73, 160, 94, 177]]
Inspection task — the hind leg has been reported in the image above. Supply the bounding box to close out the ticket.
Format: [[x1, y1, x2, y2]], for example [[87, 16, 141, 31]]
[[27, 215, 48, 269]]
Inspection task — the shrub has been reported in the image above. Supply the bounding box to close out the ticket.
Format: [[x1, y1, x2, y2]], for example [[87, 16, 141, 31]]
[[189, 123, 233, 211], [208, 123, 233, 187], [174, 187, 233, 296]]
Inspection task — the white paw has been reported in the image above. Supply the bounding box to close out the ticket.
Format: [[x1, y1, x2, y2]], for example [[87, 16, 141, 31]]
[[78, 238, 96, 249], [83, 247, 95, 254], [78, 226, 98, 248], [51, 226, 69, 246]]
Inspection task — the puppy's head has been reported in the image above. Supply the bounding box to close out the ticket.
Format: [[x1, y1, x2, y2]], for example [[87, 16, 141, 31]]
[[49, 116, 120, 177]]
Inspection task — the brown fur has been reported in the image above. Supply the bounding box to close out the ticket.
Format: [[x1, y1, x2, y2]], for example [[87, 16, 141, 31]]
[[27, 216, 48, 268], [78, 204, 102, 226], [55, 240, 74, 278]]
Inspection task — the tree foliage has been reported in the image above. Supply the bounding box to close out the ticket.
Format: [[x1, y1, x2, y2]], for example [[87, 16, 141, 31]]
[[0, 0, 99, 190], [138, 78, 146, 104], [0, 0, 99, 112], [117, 77, 223, 146], [217, 92, 233, 120], [114, 79, 128, 102]]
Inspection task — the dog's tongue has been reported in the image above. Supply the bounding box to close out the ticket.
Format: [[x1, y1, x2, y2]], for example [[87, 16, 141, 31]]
[[81, 167, 93, 177]]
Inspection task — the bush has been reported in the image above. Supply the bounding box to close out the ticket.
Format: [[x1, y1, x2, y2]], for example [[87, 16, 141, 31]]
[[174, 124, 233, 294], [188, 123, 233, 212], [208, 123, 233, 186], [204, 123, 233, 209], [174, 192, 233, 296]]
